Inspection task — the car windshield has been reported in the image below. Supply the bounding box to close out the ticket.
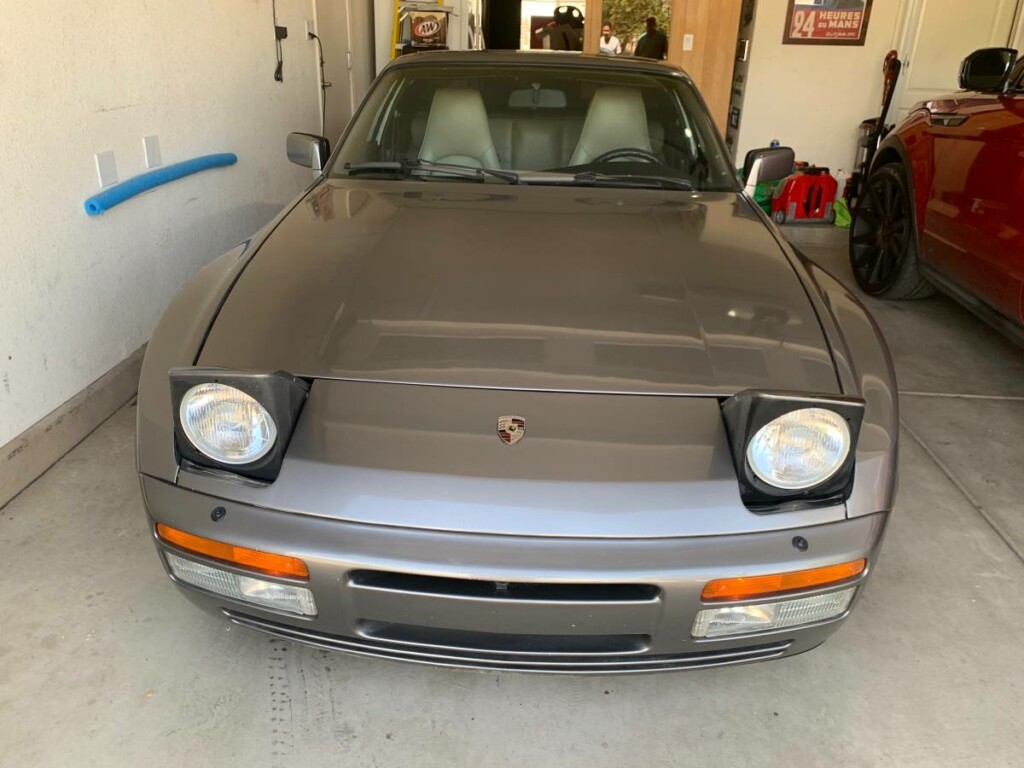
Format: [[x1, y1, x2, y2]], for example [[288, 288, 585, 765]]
[[329, 62, 738, 192]]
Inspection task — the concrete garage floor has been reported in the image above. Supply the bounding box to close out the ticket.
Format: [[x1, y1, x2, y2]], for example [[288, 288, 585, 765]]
[[2, 238, 1023, 768]]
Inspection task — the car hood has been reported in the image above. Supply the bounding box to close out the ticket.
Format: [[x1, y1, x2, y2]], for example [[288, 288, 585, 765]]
[[198, 180, 840, 395]]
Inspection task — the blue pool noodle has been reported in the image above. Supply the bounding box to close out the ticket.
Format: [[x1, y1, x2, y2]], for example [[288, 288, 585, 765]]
[[84, 153, 238, 216]]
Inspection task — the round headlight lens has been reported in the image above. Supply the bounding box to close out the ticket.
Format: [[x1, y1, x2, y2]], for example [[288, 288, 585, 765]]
[[746, 408, 851, 490], [179, 383, 277, 465]]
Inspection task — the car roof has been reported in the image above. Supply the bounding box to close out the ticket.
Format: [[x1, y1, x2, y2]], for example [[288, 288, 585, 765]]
[[386, 50, 690, 79]]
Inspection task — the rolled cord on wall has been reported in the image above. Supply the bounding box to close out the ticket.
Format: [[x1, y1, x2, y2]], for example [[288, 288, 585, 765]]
[[83, 153, 238, 216]]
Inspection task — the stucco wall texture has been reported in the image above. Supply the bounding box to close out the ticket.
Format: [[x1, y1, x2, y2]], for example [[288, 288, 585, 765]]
[[0, 0, 321, 446]]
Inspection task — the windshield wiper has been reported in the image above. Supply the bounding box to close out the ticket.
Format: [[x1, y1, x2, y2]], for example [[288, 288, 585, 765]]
[[343, 162, 690, 190], [571, 171, 693, 191], [344, 159, 519, 184]]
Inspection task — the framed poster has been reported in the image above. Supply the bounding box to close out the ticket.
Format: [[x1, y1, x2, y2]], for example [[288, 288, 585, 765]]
[[783, 0, 873, 46]]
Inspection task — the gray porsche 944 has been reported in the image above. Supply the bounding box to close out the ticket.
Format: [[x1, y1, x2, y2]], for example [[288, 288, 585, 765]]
[[137, 51, 896, 673]]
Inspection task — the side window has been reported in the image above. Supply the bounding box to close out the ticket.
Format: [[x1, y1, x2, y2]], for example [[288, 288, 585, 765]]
[[1010, 60, 1024, 93], [387, 82, 432, 161], [644, 89, 689, 171]]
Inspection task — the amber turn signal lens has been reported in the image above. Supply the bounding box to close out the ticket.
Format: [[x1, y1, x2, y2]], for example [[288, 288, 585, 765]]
[[701, 559, 866, 601], [156, 523, 309, 579]]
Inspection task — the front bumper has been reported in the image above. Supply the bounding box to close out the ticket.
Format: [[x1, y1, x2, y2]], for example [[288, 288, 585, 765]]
[[141, 475, 888, 674]]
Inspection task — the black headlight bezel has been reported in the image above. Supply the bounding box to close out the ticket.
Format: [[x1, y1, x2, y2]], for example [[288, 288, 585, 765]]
[[169, 368, 309, 482], [720, 390, 865, 513]]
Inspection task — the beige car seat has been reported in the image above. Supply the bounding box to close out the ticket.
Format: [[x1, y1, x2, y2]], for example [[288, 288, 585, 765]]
[[418, 88, 501, 169], [569, 87, 652, 166]]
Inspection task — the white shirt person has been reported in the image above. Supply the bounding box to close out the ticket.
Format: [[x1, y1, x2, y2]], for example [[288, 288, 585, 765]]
[[599, 24, 622, 55]]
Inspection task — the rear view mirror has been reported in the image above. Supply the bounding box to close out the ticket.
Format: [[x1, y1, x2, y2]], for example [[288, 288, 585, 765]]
[[508, 88, 567, 109], [287, 132, 330, 172], [958, 48, 1017, 92], [742, 147, 795, 196]]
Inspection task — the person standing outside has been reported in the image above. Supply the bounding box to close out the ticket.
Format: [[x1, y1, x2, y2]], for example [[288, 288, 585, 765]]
[[599, 23, 622, 56], [633, 16, 667, 60]]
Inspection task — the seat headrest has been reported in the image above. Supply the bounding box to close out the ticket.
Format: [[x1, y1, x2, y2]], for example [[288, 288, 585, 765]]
[[418, 88, 501, 169], [410, 113, 429, 148], [569, 87, 652, 166], [648, 120, 664, 154]]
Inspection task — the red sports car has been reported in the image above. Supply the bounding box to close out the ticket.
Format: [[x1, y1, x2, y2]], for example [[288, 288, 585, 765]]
[[851, 47, 1024, 345]]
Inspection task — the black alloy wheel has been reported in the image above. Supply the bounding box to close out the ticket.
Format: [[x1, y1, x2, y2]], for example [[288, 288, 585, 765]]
[[849, 163, 934, 299]]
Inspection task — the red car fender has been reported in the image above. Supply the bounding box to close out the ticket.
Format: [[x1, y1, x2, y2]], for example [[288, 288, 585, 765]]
[[874, 108, 933, 235]]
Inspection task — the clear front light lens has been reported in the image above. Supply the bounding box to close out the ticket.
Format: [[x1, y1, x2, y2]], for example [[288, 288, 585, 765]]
[[179, 383, 277, 465], [692, 587, 855, 638], [746, 407, 851, 490], [166, 553, 317, 616]]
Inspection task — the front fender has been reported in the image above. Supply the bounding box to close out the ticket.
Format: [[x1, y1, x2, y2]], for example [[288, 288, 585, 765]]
[[136, 241, 254, 481], [799, 257, 899, 518], [136, 190, 310, 481], [872, 116, 932, 234]]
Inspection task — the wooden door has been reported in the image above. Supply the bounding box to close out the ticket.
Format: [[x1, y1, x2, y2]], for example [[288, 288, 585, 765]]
[[667, 0, 743, 134], [583, 0, 603, 53]]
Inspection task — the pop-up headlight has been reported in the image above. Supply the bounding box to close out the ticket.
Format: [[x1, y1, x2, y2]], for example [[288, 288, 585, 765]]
[[170, 368, 308, 481], [721, 390, 864, 511]]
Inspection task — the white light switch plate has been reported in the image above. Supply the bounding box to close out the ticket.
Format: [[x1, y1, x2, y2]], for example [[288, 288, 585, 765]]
[[94, 150, 118, 187], [683, 33, 694, 51], [143, 135, 162, 168]]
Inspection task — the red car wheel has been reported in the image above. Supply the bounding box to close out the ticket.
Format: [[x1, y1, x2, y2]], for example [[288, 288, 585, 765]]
[[849, 163, 934, 299]]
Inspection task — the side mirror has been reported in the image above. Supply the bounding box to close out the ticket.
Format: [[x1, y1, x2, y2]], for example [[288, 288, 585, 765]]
[[287, 132, 330, 172], [742, 147, 795, 196], [958, 48, 1017, 92]]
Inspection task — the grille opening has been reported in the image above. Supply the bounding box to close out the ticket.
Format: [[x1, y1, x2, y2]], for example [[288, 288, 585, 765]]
[[224, 611, 793, 672], [348, 570, 661, 602], [358, 621, 650, 656]]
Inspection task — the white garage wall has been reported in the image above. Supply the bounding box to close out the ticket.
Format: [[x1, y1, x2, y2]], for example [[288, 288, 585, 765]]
[[0, 0, 321, 447], [375, 0, 394, 73], [736, 0, 907, 173]]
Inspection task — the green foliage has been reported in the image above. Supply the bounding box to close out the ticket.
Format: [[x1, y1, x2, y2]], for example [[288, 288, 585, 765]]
[[601, 0, 671, 48]]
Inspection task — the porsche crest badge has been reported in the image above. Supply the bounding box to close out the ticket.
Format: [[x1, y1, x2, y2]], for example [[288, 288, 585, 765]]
[[497, 415, 525, 445]]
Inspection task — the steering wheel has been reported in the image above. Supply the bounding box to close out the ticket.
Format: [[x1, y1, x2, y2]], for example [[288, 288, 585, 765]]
[[590, 147, 661, 164]]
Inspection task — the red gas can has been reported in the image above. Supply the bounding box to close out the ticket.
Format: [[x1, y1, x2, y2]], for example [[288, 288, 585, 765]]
[[771, 168, 837, 224]]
